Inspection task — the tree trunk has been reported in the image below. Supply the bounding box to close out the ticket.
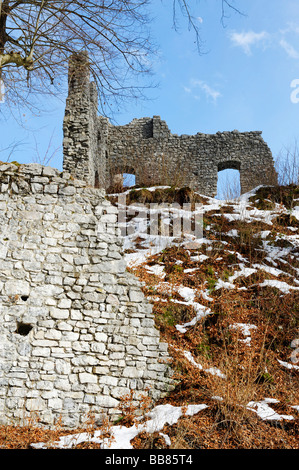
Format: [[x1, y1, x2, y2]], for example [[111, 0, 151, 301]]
[[0, 1, 9, 52], [0, 1, 9, 80]]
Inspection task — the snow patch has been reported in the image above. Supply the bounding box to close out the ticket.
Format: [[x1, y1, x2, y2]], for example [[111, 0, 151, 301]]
[[277, 359, 299, 371], [31, 404, 208, 450], [246, 398, 294, 421], [229, 323, 257, 345], [259, 280, 299, 293], [175, 286, 212, 333]]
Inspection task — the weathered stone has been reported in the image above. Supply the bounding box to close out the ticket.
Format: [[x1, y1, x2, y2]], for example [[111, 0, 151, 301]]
[[79, 373, 97, 384], [55, 360, 71, 375], [63, 53, 277, 197], [50, 308, 70, 320], [48, 398, 63, 409], [129, 289, 144, 303], [95, 396, 119, 408], [0, 160, 173, 430], [4, 280, 30, 296], [57, 298, 72, 309], [26, 398, 46, 411]]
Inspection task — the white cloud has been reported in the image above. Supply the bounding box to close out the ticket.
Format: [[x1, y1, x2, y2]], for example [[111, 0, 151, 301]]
[[279, 23, 299, 35], [280, 38, 299, 59], [190, 79, 221, 103], [229, 30, 269, 55]]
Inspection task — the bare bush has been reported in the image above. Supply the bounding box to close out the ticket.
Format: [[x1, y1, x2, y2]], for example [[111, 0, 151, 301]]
[[275, 141, 299, 186]]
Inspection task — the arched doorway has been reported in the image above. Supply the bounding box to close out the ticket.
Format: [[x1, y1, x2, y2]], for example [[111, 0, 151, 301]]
[[123, 172, 136, 188], [216, 161, 241, 200]]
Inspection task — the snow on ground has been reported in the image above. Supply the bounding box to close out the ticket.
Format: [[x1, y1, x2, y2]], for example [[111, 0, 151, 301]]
[[31, 403, 209, 449], [30, 186, 298, 449], [121, 184, 299, 351], [292, 206, 299, 221], [33, 186, 292, 449], [277, 359, 299, 371], [259, 280, 299, 293], [229, 323, 258, 345], [246, 399, 295, 421], [172, 348, 226, 379], [32, 398, 296, 449], [145, 264, 166, 278], [145, 280, 213, 333], [174, 286, 212, 333]]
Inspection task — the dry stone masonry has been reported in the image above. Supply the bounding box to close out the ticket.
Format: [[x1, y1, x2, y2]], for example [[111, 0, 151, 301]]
[[0, 162, 173, 428], [0, 53, 278, 430], [63, 53, 277, 195]]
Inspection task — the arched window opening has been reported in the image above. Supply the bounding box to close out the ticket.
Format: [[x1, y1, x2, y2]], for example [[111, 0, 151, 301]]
[[123, 173, 136, 188], [109, 166, 136, 192], [217, 166, 241, 200]]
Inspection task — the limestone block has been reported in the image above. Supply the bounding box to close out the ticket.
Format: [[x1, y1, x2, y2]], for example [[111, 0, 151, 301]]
[[26, 398, 46, 411], [50, 307, 70, 320], [129, 289, 144, 302], [95, 332, 108, 343], [59, 185, 76, 196], [71, 355, 98, 366], [55, 359, 72, 375], [43, 166, 60, 177], [72, 341, 90, 352], [31, 347, 51, 357], [90, 343, 105, 354], [44, 184, 58, 194], [74, 256, 89, 266], [4, 280, 30, 296], [95, 395, 119, 408], [123, 366, 144, 378], [54, 379, 72, 391], [48, 398, 63, 409], [99, 376, 118, 386], [57, 298, 72, 309], [105, 293, 119, 305], [79, 372, 97, 384], [100, 213, 117, 224]]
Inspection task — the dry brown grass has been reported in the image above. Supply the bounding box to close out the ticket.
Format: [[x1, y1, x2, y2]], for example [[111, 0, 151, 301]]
[[126, 186, 298, 449], [0, 184, 298, 450]]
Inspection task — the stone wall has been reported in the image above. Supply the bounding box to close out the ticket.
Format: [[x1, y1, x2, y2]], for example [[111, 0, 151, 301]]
[[106, 119, 277, 195], [63, 52, 102, 188], [0, 162, 173, 428], [63, 54, 277, 196]]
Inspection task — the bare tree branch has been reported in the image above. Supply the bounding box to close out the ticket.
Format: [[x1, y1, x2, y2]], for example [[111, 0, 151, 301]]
[[0, 0, 242, 116], [221, 0, 246, 26]]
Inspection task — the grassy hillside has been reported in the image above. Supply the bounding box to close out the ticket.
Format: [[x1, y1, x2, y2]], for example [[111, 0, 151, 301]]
[[0, 184, 298, 449]]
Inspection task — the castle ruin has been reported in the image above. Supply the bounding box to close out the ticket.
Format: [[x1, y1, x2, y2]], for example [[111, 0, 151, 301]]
[[0, 53, 278, 430], [63, 52, 277, 195]]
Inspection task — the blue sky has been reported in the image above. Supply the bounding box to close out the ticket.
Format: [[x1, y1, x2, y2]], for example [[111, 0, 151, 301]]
[[1, 0, 299, 194]]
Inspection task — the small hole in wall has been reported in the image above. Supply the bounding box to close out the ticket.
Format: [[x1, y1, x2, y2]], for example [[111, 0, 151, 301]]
[[15, 322, 33, 337], [21, 295, 29, 302], [94, 170, 100, 189]]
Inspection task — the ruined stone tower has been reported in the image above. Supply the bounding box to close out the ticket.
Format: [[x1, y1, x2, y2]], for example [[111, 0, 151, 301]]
[[63, 53, 277, 196]]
